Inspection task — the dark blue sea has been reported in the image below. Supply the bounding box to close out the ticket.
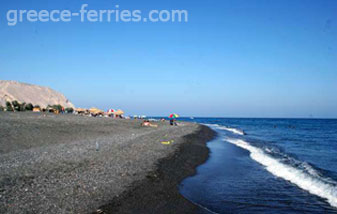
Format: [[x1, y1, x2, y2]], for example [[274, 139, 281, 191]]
[[179, 118, 337, 214]]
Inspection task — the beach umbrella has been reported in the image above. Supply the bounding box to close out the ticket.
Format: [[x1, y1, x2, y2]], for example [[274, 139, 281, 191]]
[[107, 109, 115, 114], [89, 107, 104, 114], [75, 108, 86, 112], [169, 113, 179, 119], [114, 109, 124, 116]]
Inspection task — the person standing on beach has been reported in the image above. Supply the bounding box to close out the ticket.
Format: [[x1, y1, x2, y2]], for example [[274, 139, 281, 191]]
[[170, 119, 177, 126]]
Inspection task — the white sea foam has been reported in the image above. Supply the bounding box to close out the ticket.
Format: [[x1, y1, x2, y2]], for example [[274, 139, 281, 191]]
[[217, 127, 245, 135], [225, 138, 337, 208], [202, 123, 219, 127], [203, 124, 245, 135]]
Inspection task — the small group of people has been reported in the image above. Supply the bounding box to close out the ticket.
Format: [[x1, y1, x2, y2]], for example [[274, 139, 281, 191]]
[[140, 118, 178, 127]]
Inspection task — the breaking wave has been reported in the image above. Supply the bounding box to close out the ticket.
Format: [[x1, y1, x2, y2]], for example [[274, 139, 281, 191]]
[[225, 138, 337, 208], [203, 124, 245, 135]]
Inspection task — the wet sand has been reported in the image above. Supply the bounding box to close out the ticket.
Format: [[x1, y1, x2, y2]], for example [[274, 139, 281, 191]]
[[0, 112, 215, 213]]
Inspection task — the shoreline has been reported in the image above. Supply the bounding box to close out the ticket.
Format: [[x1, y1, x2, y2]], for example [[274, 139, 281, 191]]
[[95, 124, 216, 214]]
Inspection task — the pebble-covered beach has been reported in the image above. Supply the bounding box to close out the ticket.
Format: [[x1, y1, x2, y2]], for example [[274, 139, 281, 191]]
[[0, 112, 215, 213]]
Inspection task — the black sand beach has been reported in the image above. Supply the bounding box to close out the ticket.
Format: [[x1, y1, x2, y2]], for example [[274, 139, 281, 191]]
[[0, 112, 215, 213]]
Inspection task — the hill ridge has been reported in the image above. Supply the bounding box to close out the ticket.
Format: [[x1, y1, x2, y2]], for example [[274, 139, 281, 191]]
[[0, 80, 75, 108]]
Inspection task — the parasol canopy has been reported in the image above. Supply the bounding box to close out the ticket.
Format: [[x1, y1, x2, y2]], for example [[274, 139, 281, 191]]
[[89, 107, 104, 114], [114, 109, 124, 116], [107, 109, 115, 114], [75, 108, 88, 113], [169, 113, 179, 119]]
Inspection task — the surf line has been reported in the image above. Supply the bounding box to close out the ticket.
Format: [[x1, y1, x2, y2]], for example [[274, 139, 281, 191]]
[[225, 138, 337, 208], [202, 124, 245, 135]]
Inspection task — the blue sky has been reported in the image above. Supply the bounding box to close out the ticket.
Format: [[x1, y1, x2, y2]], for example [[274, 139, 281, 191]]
[[1, 0, 337, 118]]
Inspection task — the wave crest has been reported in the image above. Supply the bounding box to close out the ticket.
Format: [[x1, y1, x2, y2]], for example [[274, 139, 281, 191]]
[[203, 124, 245, 135], [225, 138, 337, 208]]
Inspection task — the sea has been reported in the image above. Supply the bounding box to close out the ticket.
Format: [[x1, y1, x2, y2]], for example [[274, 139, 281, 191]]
[[178, 118, 337, 214]]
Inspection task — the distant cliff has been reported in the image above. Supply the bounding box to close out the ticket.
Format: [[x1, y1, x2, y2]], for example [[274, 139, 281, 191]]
[[0, 80, 75, 108]]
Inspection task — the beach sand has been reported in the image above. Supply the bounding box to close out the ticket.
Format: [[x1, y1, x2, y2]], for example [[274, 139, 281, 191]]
[[0, 112, 215, 213]]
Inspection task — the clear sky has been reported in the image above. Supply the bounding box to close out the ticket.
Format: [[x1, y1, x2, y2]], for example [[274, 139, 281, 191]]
[[1, 0, 336, 118]]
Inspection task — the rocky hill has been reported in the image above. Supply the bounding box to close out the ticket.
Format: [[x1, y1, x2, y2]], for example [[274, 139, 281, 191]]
[[0, 80, 75, 108]]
